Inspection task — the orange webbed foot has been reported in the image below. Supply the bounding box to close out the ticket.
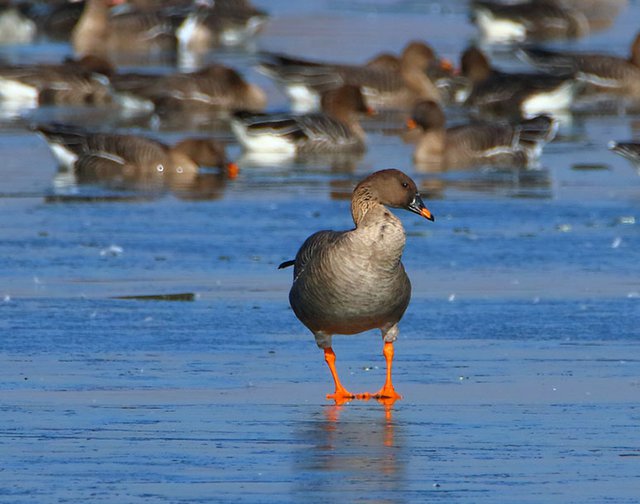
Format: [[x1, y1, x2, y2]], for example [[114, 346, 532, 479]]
[[327, 388, 355, 405], [356, 389, 402, 401], [373, 385, 402, 400]]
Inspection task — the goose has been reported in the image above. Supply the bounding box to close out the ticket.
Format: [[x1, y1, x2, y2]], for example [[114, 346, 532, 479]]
[[230, 85, 372, 155], [407, 99, 557, 168], [279, 169, 434, 402]]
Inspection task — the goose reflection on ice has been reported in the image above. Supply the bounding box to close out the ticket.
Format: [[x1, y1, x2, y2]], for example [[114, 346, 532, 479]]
[[236, 150, 363, 173], [292, 399, 406, 502], [418, 166, 553, 200]]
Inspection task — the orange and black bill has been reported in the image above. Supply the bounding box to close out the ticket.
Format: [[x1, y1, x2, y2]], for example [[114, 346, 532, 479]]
[[408, 193, 434, 222]]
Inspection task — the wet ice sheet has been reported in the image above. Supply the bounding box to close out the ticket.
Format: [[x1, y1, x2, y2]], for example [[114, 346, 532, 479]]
[[1, 334, 639, 504], [1, 0, 640, 502], [2, 293, 639, 502]]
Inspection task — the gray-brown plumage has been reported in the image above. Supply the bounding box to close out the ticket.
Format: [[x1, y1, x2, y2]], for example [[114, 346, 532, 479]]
[[471, 0, 590, 42], [259, 40, 445, 112], [35, 123, 236, 193], [72, 0, 177, 58], [609, 140, 640, 169], [279, 169, 434, 401], [520, 32, 640, 99], [0, 56, 122, 107], [230, 85, 371, 154], [110, 63, 266, 112], [176, 0, 268, 51], [408, 100, 557, 168], [459, 45, 579, 118]]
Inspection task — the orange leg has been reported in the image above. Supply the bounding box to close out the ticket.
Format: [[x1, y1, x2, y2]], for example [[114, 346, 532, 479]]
[[373, 341, 402, 400], [324, 347, 355, 402]]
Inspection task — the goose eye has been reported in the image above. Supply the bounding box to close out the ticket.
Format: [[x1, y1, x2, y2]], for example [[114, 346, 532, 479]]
[[401, 182, 409, 188]]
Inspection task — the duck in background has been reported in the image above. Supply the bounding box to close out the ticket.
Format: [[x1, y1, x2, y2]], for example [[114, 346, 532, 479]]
[[35, 123, 237, 195], [470, 0, 589, 43], [0, 55, 152, 113], [230, 85, 373, 156], [71, 0, 177, 59], [258, 41, 449, 112], [458, 45, 580, 119], [176, 0, 268, 52], [110, 63, 267, 114], [519, 32, 640, 107], [470, 0, 626, 43], [407, 100, 557, 170], [36, 0, 188, 42]]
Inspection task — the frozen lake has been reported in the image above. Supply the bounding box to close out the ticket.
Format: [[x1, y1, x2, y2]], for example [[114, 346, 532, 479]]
[[1, 1, 640, 502]]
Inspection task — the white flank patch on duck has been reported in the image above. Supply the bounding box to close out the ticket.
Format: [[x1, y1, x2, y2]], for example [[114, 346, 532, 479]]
[[454, 86, 471, 104], [96, 151, 126, 165], [221, 16, 265, 45], [48, 143, 79, 170], [238, 150, 295, 166], [0, 9, 36, 44], [220, 27, 245, 45], [483, 144, 519, 158], [190, 91, 216, 104], [524, 143, 543, 160], [0, 78, 38, 106], [231, 121, 297, 154], [475, 9, 526, 43], [176, 14, 199, 50], [577, 71, 624, 89], [286, 84, 320, 112], [52, 170, 78, 191], [522, 82, 575, 116], [112, 92, 155, 112], [361, 86, 384, 102]]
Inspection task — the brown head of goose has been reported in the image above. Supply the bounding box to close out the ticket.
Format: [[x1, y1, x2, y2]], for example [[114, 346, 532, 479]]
[[279, 169, 434, 402]]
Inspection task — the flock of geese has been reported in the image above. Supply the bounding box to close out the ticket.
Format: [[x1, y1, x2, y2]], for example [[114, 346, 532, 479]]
[[0, 0, 638, 191], [1, 0, 639, 400]]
